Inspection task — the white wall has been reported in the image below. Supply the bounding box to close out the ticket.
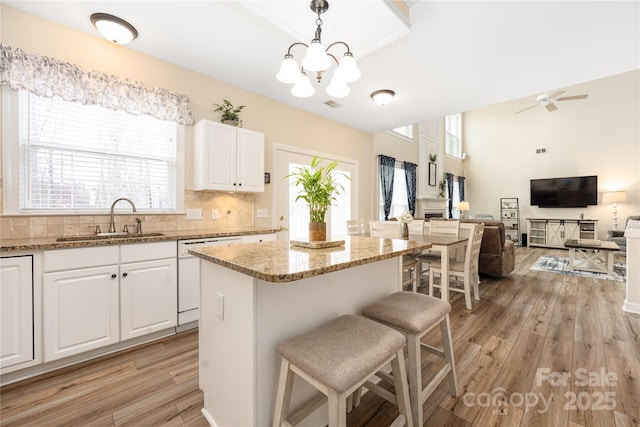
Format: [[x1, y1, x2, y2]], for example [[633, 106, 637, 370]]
[[462, 70, 640, 239]]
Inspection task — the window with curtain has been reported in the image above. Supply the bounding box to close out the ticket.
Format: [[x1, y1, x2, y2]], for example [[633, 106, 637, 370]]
[[17, 90, 178, 211], [1, 44, 193, 214], [445, 113, 462, 158], [378, 161, 410, 220]]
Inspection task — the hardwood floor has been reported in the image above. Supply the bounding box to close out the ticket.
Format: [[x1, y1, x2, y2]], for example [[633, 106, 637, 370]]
[[1, 247, 639, 426]]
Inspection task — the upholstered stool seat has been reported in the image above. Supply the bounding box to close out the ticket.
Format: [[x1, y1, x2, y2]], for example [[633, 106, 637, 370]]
[[361, 292, 458, 427], [273, 314, 413, 427]]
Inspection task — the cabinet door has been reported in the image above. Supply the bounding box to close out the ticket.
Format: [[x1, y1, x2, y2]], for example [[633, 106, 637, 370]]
[[1, 256, 34, 369], [197, 121, 237, 191], [564, 222, 580, 240], [546, 222, 564, 246], [120, 258, 177, 340], [43, 265, 119, 362], [236, 128, 265, 192]]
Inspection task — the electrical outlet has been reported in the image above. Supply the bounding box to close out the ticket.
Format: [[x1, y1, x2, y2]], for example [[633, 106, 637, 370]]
[[216, 292, 224, 321], [212, 209, 219, 219], [257, 208, 269, 218], [186, 208, 202, 220]]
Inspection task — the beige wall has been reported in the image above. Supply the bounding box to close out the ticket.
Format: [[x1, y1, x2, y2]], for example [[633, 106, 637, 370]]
[[462, 70, 640, 239], [0, 5, 373, 236]]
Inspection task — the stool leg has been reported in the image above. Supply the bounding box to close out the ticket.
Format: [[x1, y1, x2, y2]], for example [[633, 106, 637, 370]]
[[391, 348, 414, 427], [440, 315, 459, 397], [327, 391, 347, 427], [273, 358, 295, 427], [406, 333, 422, 427]]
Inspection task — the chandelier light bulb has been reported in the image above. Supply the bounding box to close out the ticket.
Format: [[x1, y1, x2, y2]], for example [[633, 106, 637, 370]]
[[291, 72, 316, 98], [302, 40, 331, 72], [276, 55, 300, 84], [326, 77, 350, 98], [334, 52, 361, 83]]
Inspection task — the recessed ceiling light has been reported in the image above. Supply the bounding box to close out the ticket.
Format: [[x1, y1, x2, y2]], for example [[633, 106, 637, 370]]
[[90, 13, 138, 45], [370, 89, 395, 106]]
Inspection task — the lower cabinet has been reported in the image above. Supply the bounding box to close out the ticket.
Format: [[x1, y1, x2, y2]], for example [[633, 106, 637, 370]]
[[43, 265, 120, 362], [43, 242, 177, 362], [1, 256, 34, 369], [121, 258, 177, 340]]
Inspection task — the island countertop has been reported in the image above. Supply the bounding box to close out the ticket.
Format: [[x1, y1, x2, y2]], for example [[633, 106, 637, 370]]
[[188, 235, 431, 283]]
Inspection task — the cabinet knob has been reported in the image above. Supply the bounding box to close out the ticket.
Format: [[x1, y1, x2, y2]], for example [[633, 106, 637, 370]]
[[238, 183, 242, 186], [111, 274, 117, 279], [122, 272, 128, 278]]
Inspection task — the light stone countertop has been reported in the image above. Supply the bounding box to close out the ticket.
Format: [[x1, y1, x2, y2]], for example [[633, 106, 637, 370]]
[[0, 227, 279, 252], [189, 235, 432, 283]]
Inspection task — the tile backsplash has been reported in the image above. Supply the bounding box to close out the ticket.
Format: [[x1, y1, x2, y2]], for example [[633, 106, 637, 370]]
[[0, 191, 256, 240]]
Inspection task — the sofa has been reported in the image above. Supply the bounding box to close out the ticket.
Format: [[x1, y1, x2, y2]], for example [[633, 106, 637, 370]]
[[606, 215, 640, 253], [459, 219, 515, 278]]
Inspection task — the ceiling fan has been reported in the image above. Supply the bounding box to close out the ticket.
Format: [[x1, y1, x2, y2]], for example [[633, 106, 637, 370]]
[[515, 90, 589, 114]]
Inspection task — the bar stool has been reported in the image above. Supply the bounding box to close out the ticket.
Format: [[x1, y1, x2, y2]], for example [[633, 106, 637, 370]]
[[361, 292, 458, 427], [273, 314, 413, 427]]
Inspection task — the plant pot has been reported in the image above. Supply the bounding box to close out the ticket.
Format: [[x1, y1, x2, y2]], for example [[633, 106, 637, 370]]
[[309, 222, 327, 241], [221, 119, 240, 127]]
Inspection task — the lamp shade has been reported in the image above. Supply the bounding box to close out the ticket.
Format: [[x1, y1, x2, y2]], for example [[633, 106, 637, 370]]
[[603, 191, 627, 204], [276, 55, 299, 84], [457, 201, 470, 211], [334, 53, 361, 83], [301, 41, 331, 72], [291, 72, 315, 98], [326, 77, 350, 98]]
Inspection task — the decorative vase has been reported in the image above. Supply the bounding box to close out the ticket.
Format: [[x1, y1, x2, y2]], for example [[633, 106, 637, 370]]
[[309, 222, 327, 241], [402, 223, 409, 238]]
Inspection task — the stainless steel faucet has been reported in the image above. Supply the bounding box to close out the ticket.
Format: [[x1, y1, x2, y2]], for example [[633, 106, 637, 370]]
[[108, 198, 137, 233]]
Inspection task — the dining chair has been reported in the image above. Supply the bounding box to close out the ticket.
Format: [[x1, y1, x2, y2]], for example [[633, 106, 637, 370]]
[[369, 221, 419, 292], [407, 219, 425, 235], [417, 219, 462, 287], [430, 219, 460, 236], [428, 223, 485, 309], [346, 219, 365, 235]]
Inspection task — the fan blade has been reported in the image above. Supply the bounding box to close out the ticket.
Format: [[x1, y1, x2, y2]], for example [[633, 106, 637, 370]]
[[515, 104, 538, 114], [547, 90, 566, 99], [556, 94, 589, 101], [545, 103, 558, 112]]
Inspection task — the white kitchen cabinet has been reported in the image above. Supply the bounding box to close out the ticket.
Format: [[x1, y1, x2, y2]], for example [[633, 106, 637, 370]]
[[193, 119, 265, 192], [1, 256, 34, 369], [43, 264, 120, 362]]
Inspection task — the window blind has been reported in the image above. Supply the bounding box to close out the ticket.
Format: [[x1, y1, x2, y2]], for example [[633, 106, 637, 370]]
[[18, 91, 178, 211]]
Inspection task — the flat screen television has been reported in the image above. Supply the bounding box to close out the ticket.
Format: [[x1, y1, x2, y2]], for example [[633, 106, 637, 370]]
[[530, 175, 598, 208]]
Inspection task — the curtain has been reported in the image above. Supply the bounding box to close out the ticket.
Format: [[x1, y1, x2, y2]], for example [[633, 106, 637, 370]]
[[379, 155, 396, 220], [458, 176, 466, 202], [0, 44, 195, 125], [403, 161, 417, 216], [445, 172, 454, 218]]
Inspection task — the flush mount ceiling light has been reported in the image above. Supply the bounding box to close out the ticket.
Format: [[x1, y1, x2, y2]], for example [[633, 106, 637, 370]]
[[276, 0, 361, 99], [370, 89, 395, 105], [90, 13, 138, 45]]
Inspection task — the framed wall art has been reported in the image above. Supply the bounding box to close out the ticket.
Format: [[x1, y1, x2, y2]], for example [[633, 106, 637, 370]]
[[428, 162, 437, 186]]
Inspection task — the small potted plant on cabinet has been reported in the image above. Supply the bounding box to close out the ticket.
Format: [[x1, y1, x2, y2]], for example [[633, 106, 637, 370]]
[[286, 157, 346, 241], [213, 99, 245, 127]]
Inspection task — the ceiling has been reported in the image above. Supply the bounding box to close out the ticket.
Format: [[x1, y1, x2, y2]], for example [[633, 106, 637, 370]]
[[4, 1, 639, 134]]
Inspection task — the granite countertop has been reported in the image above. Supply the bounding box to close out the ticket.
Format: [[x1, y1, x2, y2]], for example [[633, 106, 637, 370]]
[[189, 235, 432, 283], [0, 227, 280, 252]]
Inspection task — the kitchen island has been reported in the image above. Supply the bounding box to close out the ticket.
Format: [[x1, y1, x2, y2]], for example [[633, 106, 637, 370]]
[[189, 235, 431, 427]]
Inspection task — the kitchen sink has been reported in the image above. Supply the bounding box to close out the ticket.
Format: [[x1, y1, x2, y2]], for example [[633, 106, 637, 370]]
[[56, 232, 165, 242]]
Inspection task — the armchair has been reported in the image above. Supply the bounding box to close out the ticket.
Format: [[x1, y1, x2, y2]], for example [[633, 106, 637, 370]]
[[607, 215, 640, 253]]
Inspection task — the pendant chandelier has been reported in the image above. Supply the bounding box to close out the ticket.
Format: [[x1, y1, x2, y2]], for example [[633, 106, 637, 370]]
[[276, 0, 361, 98]]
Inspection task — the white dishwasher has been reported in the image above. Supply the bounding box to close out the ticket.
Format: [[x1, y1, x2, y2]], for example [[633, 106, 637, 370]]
[[177, 237, 242, 330]]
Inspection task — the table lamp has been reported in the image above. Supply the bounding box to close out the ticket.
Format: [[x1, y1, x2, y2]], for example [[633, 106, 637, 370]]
[[602, 191, 626, 230], [457, 201, 470, 219]]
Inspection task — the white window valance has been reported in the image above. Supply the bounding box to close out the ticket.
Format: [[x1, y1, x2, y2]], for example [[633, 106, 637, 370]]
[[0, 44, 195, 125]]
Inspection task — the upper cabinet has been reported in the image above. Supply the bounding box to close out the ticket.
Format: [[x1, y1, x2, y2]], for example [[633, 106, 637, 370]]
[[193, 120, 265, 192]]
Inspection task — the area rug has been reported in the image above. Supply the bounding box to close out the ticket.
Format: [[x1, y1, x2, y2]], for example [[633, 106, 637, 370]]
[[530, 255, 626, 283]]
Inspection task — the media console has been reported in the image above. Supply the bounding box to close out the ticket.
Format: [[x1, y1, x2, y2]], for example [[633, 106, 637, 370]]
[[527, 218, 598, 248]]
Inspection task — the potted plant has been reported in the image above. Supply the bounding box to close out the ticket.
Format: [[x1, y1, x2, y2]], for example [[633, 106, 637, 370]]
[[286, 157, 346, 241], [213, 99, 245, 127]]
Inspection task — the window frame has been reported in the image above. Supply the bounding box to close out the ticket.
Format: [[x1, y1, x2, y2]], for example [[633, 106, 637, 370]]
[[445, 113, 462, 159], [1, 87, 185, 215]]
